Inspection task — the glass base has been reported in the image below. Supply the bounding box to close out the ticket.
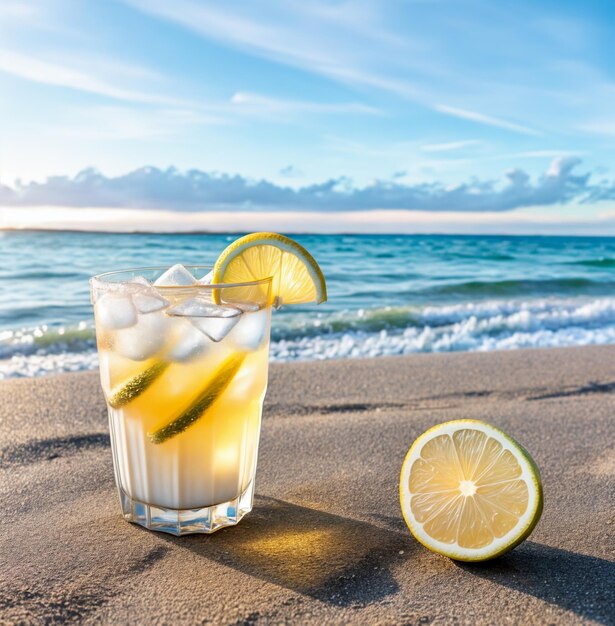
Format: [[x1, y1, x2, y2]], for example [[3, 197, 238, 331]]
[[118, 480, 255, 536]]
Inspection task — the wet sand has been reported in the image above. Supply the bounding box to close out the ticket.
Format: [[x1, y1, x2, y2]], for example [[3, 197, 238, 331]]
[[1, 346, 614, 624]]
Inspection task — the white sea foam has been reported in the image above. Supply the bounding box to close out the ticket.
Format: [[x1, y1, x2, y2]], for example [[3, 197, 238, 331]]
[[0, 351, 100, 379], [1, 297, 615, 379], [269, 298, 615, 361]]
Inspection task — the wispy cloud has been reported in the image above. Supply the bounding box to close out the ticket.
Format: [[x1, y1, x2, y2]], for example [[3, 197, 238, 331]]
[[0, 49, 183, 106], [48, 105, 228, 141], [0, 1, 39, 20], [323, 136, 416, 159], [2, 0, 611, 189], [323, 136, 478, 172], [579, 119, 615, 137], [420, 140, 481, 153], [230, 92, 380, 116], [279, 165, 303, 178], [501, 150, 586, 159], [123, 0, 541, 134], [1, 158, 608, 212], [123, 0, 331, 70], [434, 105, 541, 136], [123, 0, 422, 104], [321, 64, 430, 103]]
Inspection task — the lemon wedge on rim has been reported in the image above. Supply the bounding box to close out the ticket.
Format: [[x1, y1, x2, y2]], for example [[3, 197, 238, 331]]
[[212, 232, 327, 306], [400, 419, 543, 561]]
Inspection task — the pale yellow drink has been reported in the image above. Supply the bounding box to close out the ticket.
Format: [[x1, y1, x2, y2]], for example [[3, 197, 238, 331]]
[[91, 266, 272, 535]]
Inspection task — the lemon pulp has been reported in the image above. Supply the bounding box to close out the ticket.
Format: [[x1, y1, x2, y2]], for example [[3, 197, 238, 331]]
[[400, 420, 543, 561], [212, 232, 327, 306]]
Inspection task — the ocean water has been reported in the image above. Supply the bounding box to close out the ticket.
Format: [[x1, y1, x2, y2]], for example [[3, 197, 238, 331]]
[[1, 231, 615, 379]]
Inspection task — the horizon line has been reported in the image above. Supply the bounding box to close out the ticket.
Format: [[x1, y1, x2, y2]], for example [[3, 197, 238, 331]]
[[3, 226, 615, 239]]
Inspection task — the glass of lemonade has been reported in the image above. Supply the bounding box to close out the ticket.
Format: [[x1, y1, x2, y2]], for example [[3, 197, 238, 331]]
[[90, 265, 272, 535]]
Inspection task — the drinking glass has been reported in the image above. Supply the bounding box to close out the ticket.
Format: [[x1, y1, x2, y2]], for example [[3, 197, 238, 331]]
[[90, 267, 272, 535]]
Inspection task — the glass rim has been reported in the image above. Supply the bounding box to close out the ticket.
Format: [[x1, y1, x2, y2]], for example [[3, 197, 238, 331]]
[[90, 265, 273, 290]]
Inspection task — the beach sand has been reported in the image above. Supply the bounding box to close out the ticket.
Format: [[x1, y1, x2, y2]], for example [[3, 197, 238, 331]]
[[1, 346, 614, 624]]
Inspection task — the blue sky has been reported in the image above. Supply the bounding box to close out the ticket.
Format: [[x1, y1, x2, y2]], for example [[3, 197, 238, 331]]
[[0, 0, 614, 232]]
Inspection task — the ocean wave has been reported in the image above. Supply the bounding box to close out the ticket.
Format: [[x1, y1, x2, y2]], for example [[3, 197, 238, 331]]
[[0, 322, 96, 359], [1, 297, 614, 379], [345, 277, 615, 302], [446, 252, 515, 261], [0, 270, 85, 281], [0, 352, 99, 379], [567, 258, 615, 268], [427, 277, 611, 297], [272, 297, 615, 339], [270, 298, 615, 360]]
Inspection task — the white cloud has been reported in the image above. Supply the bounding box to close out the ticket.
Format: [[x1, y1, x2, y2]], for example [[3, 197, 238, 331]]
[[420, 140, 481, 153], [48, 105, 228, 141], [123, 0, 543, 135], [1, 158, 608, 212], [579, 120, 615, 137], [547, 156, 582, 177], [434, 105, 541, 136], [0, 2, 39, 20], [124, 0, 428, 103], [319, 64, 431, 102], [279, 165, 303, 178], [230, 91, 380, 116], [503, 150, 585, 159], [124, 0, 332, 70], [0, 49, 184, 106]]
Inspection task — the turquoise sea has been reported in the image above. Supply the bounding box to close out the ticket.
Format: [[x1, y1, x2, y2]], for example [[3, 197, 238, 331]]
[[1, 231, 615, 378]]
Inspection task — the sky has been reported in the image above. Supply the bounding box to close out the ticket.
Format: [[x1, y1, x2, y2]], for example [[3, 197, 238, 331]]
[[0, 0, 614, 233]]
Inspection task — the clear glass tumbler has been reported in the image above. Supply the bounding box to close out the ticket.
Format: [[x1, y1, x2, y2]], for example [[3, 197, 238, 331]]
[[90, 267, 272, 535]]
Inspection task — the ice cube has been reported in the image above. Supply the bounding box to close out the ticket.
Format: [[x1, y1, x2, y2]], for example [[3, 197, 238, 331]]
[[95, 292, 137, 330], [133, 290, 169, 314], [168, 319, 211, 362], [228, 301, 261, 313], [198, 270, 214, 285], [115, 311, 168, 360], [167, 297, 242, 342], [127, 276, 170, 313], [228, 308, 270, 350], [192, 270, 215, 303], [129, 276, 151, 287], [167, 297, 241, 318], [192, 314, 242, 342], [154, 264, 196, 286]]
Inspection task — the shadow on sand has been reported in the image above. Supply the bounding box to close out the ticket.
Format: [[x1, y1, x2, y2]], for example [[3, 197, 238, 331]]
[[156, 497, 614, 621], [159, 495, 413, 607], [456, 540, 615, 624]]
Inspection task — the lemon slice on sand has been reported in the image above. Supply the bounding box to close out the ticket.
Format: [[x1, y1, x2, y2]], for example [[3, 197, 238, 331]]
[[400, 420, 543, 561], [212, 232, 327, 306]]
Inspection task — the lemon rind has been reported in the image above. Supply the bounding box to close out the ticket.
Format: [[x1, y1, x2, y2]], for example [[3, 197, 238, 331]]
[[212, 232, 327, 305], [399, 419, 543, 562]]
